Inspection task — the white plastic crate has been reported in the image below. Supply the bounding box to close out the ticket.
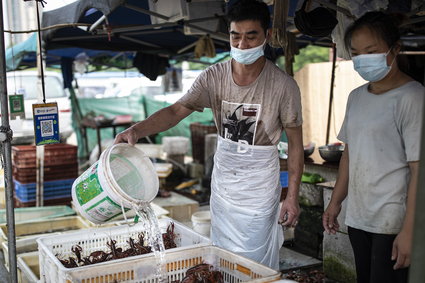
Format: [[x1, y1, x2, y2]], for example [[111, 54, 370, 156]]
[[37, 217, 211, 283], [66, 245, 281, 283], [17, 251, 39, 283]]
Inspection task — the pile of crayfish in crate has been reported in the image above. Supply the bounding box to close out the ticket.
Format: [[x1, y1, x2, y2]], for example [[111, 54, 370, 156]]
[[56, 223, 177, 268], [171, 263, 223, 283]]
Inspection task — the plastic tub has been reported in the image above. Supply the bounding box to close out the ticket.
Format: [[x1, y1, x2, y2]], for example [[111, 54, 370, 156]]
[[162, 136, 189, 155], [191, 210, 211, 237], [0, 205, 75, 225]]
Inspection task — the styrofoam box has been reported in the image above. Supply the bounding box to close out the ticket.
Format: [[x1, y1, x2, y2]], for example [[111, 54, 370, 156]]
[[37, 217, 211, 283], [66, 245, 281, 283]]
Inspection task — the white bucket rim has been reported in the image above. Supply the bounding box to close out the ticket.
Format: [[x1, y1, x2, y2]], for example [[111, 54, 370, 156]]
[[191, 211, 211, 223], [102, 143, 159, 204]]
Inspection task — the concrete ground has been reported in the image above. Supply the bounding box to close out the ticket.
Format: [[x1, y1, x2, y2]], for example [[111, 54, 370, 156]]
[[0, 251, 10, 282]]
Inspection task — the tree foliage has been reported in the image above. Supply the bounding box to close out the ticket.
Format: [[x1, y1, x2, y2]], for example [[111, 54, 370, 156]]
[[277, 45, 330, 73]]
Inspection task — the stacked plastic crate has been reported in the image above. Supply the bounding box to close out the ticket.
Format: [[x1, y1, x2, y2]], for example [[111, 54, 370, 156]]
[[12, 144, 78, 207]]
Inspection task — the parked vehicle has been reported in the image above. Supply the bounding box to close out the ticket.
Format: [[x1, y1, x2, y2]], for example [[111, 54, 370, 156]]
[[6, 71, 73, 144]]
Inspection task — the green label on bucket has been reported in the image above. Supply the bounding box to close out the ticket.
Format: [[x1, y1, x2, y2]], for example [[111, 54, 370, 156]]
[[76, 163, 104, 205], [86, 196, 130, 222]]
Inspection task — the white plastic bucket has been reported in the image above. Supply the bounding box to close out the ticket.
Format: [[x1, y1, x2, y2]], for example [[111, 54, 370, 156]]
[[191, 211, 211, 237], [72, 144, 159, 224]]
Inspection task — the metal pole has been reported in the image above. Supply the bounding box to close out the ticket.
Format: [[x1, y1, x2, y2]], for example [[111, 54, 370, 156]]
[[325, 44, 337, 145], [0, 0, 18, 281], [408, 77, 425, 283]]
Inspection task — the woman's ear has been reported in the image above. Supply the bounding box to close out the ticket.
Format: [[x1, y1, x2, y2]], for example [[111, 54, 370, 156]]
[[393, 41, 402, 54]]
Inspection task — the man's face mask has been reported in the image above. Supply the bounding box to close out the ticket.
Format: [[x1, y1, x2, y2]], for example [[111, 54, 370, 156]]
[[230, 40, 266, 65], [352, 48, 395, 82]]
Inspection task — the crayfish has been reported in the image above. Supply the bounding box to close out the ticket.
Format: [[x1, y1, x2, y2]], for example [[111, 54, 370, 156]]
[[180, 264, 224, 283], [163, 222, 177, 249], [55, 222, 178, 268]]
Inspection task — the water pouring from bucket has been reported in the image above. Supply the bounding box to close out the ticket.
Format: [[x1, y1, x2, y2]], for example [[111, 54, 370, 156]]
[[72, 143, 159, 224], [72, 143, 168, 281]]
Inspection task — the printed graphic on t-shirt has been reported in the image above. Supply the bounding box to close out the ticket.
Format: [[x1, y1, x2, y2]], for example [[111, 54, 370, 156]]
[[221, 100, 261, 145]]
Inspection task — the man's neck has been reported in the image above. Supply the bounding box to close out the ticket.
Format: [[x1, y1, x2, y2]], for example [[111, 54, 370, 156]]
[[232, 57, 266, 86]]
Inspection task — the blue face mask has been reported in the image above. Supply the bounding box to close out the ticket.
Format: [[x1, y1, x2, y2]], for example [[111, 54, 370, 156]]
[[352, 48, 395, 82], [230, 40, 266, 65]]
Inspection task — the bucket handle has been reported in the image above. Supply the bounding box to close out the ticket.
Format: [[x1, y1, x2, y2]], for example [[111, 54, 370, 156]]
[[121, 200, 136, 227]]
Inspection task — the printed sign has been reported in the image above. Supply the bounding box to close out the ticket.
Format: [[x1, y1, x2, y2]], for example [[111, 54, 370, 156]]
[[8, 94, 25, 119], [32, 102, 60, 145]]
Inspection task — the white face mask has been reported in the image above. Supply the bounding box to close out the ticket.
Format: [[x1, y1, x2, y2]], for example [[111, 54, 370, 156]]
[[352, 48, 395, 82], [230, 40, 267, 65]]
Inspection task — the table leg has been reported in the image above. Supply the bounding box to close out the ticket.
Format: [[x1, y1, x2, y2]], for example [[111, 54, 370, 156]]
[[96, 127, 102, 160], [82, 127, 89, 160]]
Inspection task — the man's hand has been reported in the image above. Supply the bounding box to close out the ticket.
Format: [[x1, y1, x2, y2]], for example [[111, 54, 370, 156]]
[[323, 202, 341, 234], [114, 126, 139, 145], [279, 197, 300, 227], [392, 228, 412, 269]]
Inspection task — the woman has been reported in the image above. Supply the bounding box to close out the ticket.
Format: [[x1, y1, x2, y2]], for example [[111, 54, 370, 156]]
[[322, 11, 424, 283]]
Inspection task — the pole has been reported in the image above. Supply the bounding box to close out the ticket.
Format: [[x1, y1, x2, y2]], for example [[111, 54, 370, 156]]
[[35, 1, 44, 207], [408, 80, 425, 282], [0, 0, 18, 281], [326, 44, 337, 145]]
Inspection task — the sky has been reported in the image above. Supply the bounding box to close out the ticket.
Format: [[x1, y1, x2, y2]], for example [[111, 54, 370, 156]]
[[43, 0, 78, 12]]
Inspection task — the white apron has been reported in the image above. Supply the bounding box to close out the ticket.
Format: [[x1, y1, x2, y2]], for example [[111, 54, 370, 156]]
[[210, 136, 284, 270]]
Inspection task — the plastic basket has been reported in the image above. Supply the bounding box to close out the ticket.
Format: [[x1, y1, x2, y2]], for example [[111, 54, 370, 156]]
[[14, 179, 75, 202], [37, 217, 211, 283], [12, 144, 77, 169], [189, 122, 217, 164], [65, 245, 281, 283], [280, 171, 288, 188], [13, 163, 78, 183]]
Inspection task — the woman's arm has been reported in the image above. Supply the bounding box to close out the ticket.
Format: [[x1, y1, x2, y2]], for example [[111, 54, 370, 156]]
[[392, 161, 419, 269], [322, 144, 350, 234]]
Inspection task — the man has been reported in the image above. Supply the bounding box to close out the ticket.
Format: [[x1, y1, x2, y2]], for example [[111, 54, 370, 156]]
[[115, 0, 303, 270]]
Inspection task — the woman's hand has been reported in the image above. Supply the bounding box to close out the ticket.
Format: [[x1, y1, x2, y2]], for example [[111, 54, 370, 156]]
[[323, 202, 341, 234], [392, 228, 412, 269]]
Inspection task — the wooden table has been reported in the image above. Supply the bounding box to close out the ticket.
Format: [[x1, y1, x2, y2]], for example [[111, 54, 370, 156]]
[[80, 118, 133, 159]]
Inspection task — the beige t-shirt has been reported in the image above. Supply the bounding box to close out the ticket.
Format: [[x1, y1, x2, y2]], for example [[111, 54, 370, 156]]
[[178, 59, 302, 145]]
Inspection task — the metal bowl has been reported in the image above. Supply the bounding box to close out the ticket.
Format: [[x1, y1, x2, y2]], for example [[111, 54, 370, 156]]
[[318, 145, 344, 163], [303, 145, 315, 158]]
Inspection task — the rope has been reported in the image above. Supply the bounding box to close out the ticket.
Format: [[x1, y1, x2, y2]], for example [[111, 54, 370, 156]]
[[35, 0, 46, 103]]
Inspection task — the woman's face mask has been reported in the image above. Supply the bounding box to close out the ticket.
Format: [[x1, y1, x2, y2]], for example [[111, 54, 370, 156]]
[[230, 40, 267, 65], [352, 48, 395, 82]]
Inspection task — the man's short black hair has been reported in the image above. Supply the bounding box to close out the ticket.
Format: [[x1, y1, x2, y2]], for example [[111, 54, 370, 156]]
[[227, 0, 270, 33]]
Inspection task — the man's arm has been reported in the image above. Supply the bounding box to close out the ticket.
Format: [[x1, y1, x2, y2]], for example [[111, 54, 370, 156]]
[[115, 102, 194, 145], [392, 161, 419, 269], [280, 126, 303, 227]]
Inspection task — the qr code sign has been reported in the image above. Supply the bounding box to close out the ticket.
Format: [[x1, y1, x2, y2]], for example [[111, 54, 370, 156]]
[[40, 120, 54, 137], [12, 99, 22, 111]]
